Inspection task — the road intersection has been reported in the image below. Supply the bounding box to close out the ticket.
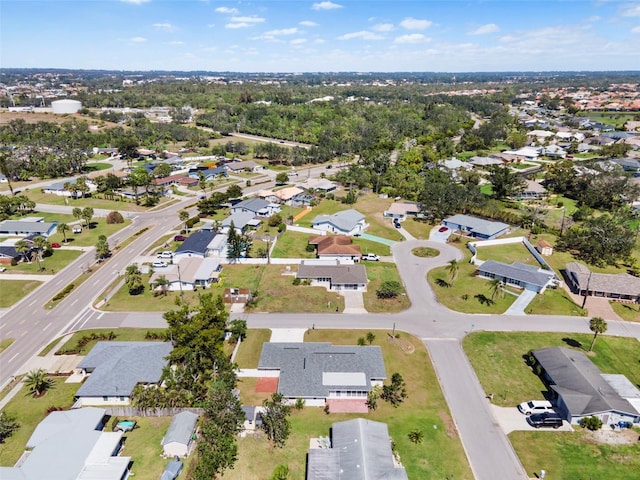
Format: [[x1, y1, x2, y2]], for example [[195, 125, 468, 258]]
[[2, 191, 640, 479]]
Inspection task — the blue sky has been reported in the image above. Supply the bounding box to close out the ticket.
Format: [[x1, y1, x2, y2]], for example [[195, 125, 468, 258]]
[[2, 0, 640, 72]]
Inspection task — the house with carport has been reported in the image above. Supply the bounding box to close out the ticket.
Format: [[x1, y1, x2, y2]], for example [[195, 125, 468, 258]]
[[296, 261, 368, 291], [442, 214, 509, 240], [532, 347, 640, 425]]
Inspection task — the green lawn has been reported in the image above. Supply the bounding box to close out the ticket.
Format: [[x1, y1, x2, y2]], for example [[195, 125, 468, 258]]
[[412, 247, 440, 258], [462, 331, 640, 407], [0, 339, 14, 354], [25, 190, 148, 212], [363, 262, 410, 313], [233, 329, 271, 368], [399, 218, 434, 240], [225, 329, 473, 480], [0, 280, 42, 307], [54, 328, 168, 355], [610, 301, 640, 322], [10, 210, 76, 224], [353, 237, 391, 256], [0, 377, 78, 466], [463, 331, 640, 478], [271, 231, 316, 258], [526, 287, 586, 316], [47, 218, 132, 247], [7, 250, 83, 275], [474, 241, 540, 267]]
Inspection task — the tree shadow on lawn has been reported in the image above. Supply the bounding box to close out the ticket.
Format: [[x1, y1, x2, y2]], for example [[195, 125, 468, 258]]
[[562, 337, 583, 349]]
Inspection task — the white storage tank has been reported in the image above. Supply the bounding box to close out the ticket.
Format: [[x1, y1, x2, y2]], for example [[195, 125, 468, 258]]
[[51, 99, 82, 114]]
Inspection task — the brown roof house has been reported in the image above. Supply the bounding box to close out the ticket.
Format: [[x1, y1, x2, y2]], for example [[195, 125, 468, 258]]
[[308, 235, 361, 260], [296, 261, 368, 291]]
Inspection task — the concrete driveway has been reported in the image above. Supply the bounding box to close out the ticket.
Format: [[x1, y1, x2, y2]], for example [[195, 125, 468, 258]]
[[490, 405, 574, 434], [429, 225, 451, 243]]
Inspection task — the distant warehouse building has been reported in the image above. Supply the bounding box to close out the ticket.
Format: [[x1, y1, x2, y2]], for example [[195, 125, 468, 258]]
[[51, 99, 82, 114]]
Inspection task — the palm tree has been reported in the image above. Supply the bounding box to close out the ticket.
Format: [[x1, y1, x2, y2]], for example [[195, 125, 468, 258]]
[[125, 264, 143, 295], [446, 259, 459, 284], [366, 332, 376, 345], [488, 278, 504, 300], [408, 429, 424, 444], [72, 207, 82, 223], [153, 275, 171, 297], [24, 369, 54, 397], [58, 223, 69, 243], [81, 207, 94, 229], [31, 236, 49, 271], [589, 317, 607, 351], [15, 239, 30, 263], [178, 210, 189, 232]]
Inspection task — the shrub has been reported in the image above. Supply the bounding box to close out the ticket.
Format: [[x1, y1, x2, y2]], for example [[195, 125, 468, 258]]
[[185, 216, 200, 229], [292, 277, 301, 286], [52, 283, 75, 302], [579, 416, 603, 431], [377, 280, 402, 299], [106, 211, 124, 224], [305, 244, 316, 253], [277, 223, 286, 233], [268, 214, 283, 227]]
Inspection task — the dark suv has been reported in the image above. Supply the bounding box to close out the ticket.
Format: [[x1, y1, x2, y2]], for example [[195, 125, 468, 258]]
[[527, 412, 563, 429]]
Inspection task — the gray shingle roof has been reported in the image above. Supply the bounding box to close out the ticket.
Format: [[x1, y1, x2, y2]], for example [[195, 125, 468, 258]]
[[258, 343, 386, 398], [312, 209, 365, 233], [222, 211, 256, 229], [76, 342, 173, 398], [307, 418, 408, 480], [443, 214, 509, 237], [162, 411, 199, 447], [478, 260, 555, 288], [231, 198, 270, 214], [533, 347, 637, 417], [0, 220, 57, 236], [175, 230, 216, 256], [565, 262, 640, 297], [297, 263, 368, 286]]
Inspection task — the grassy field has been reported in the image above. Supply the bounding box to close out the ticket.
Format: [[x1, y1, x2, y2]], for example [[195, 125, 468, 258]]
[[54, 328, 168, 355], [412, 247, 440, 258], [577, 111, 638, 129], [463, 331, 640, 478], [0, 377, 78, 466], [353, 237, 391, 256], [104, 264, 346, 313], [47, 218, 132, 248], [25, 190, 149, 212], [6, 250, 83, 275], [10, 210, 75, 224], [610, 301, 640, 322], [474, 241, 540, 267], [462, 331, 640, 407], [0, 280, 42, 307], [233, 329, 271, 368], [401, 218, 436, 240], [271, 231, 316, 258], [363, 262, 410, 313], [526, 287, 586, 316], [225, 329, 473, 480], [0, 339, 14, 354]]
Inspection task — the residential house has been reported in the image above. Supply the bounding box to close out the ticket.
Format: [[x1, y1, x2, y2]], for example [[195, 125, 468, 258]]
[[312, 209, 367, 236], [230, 198, 280, 218], [225, 160, 263, 173], [290, 192, 314, 207], [221, 211, 262, 234], [74, 341, 173, 406], [532, 347, 639, 425], [518, 179, 548, 200], [442, 214, 509, 240], [543, 144, 567, 159], [309, 235, 361, 260], [0, 407, 130, 480], [297, 177, 337, 193], [384, 201, 421, 220], [296, 261, 368, 291], [188, 166, 228, 181], [0, 244, 23, 264], [469, 156, 503, 168], [477, 260, 557, 293], [307, 418, 408, 480], [0, 218, 58, 238], [257, 342, 386, 410], [440, 157, 474, 179], [173, 231, 217, 260], [161, 411, 199, 458], [258, 186, 304, 205], [564, 262, 640, 301], [150, 257, 222, 291]]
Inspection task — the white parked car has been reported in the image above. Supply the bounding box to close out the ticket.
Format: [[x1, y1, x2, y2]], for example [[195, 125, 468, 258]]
[[518, 400, 554, 415], [152, 261, 168, 268], [157, 251, 173, 259], [362, 253, 380, 261]]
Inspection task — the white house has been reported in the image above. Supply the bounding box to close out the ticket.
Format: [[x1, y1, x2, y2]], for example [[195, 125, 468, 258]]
[[311, 209, 367, 236]]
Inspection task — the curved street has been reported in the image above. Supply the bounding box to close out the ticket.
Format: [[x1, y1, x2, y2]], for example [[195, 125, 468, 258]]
[[1, 199, 640, 479]]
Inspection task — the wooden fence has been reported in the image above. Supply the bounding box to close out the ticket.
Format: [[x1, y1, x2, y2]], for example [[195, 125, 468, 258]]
[[105, 406, 203, 417]]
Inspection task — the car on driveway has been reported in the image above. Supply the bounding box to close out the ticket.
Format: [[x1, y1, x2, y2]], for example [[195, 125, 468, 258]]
[[526, 412, 563, 429], [51, 242, 61, 248], [174, 235, 188, 242], [518, 400, 553, 415], [438, 226, 449, 233], [393, 219, 401, 229], [362, 253, 379, 261], [157, 251, 173, 259], [152, 261, 168, 268]]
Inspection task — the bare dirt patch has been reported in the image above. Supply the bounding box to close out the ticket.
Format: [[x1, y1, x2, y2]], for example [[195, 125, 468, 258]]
[[585, 427, 638, 445], [255, 377, 279, 393], [438, 410, 458, 439], [387, 333, 415, 354]]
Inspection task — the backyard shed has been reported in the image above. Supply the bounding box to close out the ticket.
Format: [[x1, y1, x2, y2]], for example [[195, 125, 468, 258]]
[[161, 411, 199, 457]]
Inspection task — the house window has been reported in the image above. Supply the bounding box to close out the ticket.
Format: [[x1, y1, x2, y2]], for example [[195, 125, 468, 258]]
[[103, 396, 109, 401], [119, 396, 125, 401]]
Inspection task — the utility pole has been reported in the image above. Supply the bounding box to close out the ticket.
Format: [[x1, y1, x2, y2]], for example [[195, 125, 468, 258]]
[[581, 271, 592, 309]]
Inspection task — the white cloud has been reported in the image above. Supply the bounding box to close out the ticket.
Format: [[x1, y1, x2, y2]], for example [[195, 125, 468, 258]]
[[312, 1, 343, 11], [152, 22, 176, 32], [215, 7, 239, 14], [291, 38, 307, 45], [469, 23, 499, 35], [300, 20, 318, 27], [120, 0, 150, 4], [265, 28, 299, 36], [585, 15, 601, 22], [394, 33, 428, 44], [226, 16, 265, 28], [168, 40, 184, 45], [130, 36, 147, 42], [314, 38, 326, 44], [632, 25, 640, 33], [338, 30, 385, 40], [400, 17, 432, 30], [372, 23, 394, 32], [621, 4, 640, 17]]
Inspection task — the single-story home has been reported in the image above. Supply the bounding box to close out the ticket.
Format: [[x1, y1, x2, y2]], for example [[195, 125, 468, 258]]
[[230, 198, 280, 218], [0, 218, 58, 238], [150, 257, 222, 291], [518, 180, 548, 199], [309, 235, 361, 260], [258, 186, 304, 204], [42, 181, 74, 197], [564, 262, 640, 301], [225, 160, 263, 173], [173, 231, 219, 260], [383, 202, 421, 220], [469, 156, 503, 168], [188, 166, 228, 181], [161, 411, 199, 457], [0, 244, 23, 264], [312, 209, 367, 236], [532, 347, 640, 425], [307, 418, 408, 480], [477, 260, 557, 293], [297, 177, 337, 193], [0, 407, 130, 480], [221, 211, 262, 234], [74, 341, 173, 406], [442, 214, 509, 240], [296, 261, 368, 291], [258, 342, 386, 410]]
